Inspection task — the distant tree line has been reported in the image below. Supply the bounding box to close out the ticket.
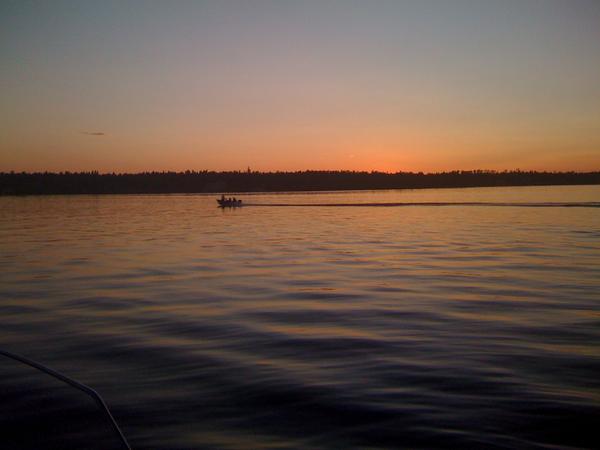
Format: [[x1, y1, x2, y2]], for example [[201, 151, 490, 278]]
[[1, 170, 599, 195]]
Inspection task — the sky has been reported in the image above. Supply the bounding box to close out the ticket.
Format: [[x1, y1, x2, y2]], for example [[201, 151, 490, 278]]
[[1, 0, 599, 173]]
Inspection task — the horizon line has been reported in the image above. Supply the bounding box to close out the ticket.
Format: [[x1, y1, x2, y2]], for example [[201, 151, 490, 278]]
[[3, 169, 600, 176]]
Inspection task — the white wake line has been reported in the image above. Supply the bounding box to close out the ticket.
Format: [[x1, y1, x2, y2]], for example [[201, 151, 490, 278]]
[[242, 202, 600, 208]]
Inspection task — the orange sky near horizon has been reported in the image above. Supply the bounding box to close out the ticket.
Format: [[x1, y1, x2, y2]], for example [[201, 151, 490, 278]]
[[1, 1, 599, 173]]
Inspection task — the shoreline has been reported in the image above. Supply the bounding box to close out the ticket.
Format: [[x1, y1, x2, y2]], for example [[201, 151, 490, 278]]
[[2, 170, 600, 196], [1, 180, 599, 196]]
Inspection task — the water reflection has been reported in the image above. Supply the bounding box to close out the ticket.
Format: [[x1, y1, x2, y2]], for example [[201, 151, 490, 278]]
[[1, 186, 599, 449]]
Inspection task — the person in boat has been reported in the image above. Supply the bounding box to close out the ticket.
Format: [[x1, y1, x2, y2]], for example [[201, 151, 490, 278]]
[[218, 195, 242, 206]]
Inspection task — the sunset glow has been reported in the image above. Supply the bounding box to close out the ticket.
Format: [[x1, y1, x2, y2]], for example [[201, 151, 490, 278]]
[[2, 0, 599, 173], [2, 3, 600, 448]]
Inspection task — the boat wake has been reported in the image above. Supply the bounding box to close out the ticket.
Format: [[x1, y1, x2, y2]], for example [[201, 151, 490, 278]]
[[243, 202, 600, 208]]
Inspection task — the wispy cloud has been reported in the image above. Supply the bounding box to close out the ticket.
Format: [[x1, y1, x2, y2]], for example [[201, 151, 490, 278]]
[[81, 131, 106, 136]]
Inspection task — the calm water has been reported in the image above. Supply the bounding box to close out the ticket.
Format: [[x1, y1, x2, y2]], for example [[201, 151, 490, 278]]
[[1, 185, 599, 449]]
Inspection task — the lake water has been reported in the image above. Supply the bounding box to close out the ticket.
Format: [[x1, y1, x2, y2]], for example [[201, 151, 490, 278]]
[[1, 185, 599, 449]]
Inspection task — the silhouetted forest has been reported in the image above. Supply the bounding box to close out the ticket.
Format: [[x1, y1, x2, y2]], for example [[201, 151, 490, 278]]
[[1, 170, 599, 195]]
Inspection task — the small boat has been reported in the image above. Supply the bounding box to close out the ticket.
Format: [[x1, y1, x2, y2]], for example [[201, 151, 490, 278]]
[[217, 197, 243, 207]]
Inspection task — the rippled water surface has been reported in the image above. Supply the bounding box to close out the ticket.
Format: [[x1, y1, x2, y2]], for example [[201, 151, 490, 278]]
[[1, 185, 599, 449]]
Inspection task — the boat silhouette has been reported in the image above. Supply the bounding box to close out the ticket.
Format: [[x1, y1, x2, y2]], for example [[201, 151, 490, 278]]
[[217, 195, 242, 207]]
